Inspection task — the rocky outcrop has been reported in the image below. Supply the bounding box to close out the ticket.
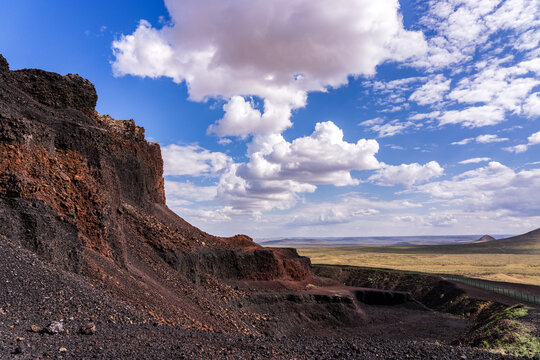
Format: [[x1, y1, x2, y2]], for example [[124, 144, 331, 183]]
[[0, 54, 311, 331], [167, 247, 311, 283], [0, 55, 9, 75]]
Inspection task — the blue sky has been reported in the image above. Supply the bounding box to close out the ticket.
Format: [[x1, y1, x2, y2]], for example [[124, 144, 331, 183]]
[[1, 0, 539, 238]]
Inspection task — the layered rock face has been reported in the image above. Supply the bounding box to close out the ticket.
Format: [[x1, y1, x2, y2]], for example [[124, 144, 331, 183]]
[[0, 54, 311, 332]]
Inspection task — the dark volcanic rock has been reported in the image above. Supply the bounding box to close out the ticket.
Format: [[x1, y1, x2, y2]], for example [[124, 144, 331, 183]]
[[79, 322, 96, 335], [11, 69, 97, 116], [0, 54, 9, 74], [167, 247, 311, 283], [0, 54, 310, 280], [0, 53, 311, 332]]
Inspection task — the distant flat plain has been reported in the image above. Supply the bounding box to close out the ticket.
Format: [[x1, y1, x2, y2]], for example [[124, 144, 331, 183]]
[[297, 230, 540, 286]]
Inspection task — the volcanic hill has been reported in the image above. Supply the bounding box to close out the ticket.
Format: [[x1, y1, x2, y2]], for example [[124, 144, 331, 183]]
[[0, 52, 316, 330], [0, 54, 532, 359], [473, 235, 497, 243]]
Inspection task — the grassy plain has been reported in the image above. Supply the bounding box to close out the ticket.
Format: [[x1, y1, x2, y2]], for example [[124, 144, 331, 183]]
[[298, 230, 540, 286]]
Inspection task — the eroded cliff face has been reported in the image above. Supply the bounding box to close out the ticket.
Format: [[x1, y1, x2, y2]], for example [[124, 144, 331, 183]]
[[0, 59, 177, 268], [0, 54, 312, 332]]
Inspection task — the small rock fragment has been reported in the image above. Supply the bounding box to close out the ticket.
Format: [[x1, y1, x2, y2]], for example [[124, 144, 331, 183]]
[[59, 347, 67, 353], [79, 322, 96, 335], [30, 324, 41, 333], [45, 321, 64, 334]]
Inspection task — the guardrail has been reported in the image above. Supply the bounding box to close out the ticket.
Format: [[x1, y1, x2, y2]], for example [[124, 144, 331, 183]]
[[439, 274, 540, 305]]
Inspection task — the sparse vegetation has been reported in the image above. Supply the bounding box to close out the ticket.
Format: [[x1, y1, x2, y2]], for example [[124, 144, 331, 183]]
[[299, 244, 540, 285], [463, 304, 539, 357]]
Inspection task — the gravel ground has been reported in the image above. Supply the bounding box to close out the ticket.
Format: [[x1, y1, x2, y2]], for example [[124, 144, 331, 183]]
[[0, 238, 529, 360]]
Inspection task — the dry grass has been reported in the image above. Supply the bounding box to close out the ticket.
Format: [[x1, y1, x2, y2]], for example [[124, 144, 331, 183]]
[[298, 248, 540, 286]]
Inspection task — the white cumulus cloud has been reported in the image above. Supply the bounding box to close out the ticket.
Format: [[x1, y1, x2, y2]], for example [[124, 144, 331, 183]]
[[523, 92, 540, 117], [439, 105, 505, 128], [412, 0, 540, 70], [207, 96, 300, 138], [504, 130, 540, 153], [451, 137, 474, 145], [216, 121, 381, 210], [112, 0, 426, 137], [529, 131, 540, 145], [110, 0, 540, 234], [504, 144, 529, 154], [165, 181, 217, 204], [369, 161, 444, 187], [359, 119, 417, 138], [415, 161, 540, 217], [459, 157, 491, 164], [475, 134, 509, 143], [162, 144, 232, 176], [424, 214, 457, 227], [285, 194, 422, 227], [443, 59, 540, 125], [409, 74, 451, 105], [452, 134, 508, 145]]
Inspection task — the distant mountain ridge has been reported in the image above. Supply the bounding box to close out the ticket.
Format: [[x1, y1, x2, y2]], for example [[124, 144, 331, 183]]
[[257, 234, 512, 248], [291, 228, 540, 255]]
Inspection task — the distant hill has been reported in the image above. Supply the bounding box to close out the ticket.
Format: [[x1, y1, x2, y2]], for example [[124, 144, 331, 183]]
[[462, 228, 540, 254], [422, 228, 539, 254], [473, 235, 496, 243]]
